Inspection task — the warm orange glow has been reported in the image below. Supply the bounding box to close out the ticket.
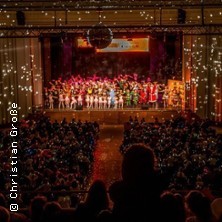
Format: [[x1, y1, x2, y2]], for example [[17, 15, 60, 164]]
[[77, 38, 93, 48], [168, 79, 185, 109]]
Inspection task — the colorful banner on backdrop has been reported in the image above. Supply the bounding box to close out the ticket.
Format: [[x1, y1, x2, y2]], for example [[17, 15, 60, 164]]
[[77, 38, 149, 52], [97, 38, 149, 52]]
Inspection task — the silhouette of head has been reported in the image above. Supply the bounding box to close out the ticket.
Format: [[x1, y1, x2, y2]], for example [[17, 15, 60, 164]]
[[85, 180, 109, 212], [30, 196, 47, 222], [122, 143, 155, 185], [42, 202, 62, 222], [186, 190, 212, 221]]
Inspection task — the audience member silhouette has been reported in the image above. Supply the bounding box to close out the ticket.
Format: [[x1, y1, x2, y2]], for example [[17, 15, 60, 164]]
[[41, 201, 62, 222], [74, 180, 109, 222], [185, 190, 217, 222], [109, 143, 166, 222], [29, 196, 47, 222], [174, 193, 186, 222], [160, 191, 186, 222]]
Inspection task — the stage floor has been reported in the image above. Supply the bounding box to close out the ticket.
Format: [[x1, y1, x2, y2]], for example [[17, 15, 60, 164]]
[[45, 108, 181, 124]]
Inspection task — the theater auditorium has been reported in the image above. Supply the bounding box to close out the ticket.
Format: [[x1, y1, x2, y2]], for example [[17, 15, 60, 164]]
[[0, 1, 222, 222]]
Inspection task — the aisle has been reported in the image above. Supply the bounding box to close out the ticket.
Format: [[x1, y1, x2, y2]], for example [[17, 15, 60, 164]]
[[90, 125, 123, 188]]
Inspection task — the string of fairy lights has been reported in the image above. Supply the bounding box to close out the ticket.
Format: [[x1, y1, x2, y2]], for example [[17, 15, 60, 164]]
[[0, 39, 42, 122], [183, 35, 222, 119]]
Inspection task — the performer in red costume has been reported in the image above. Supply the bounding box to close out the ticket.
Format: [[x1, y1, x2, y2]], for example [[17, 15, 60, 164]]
[[139, 89, 147, 104], [147, 82, 158, 108]]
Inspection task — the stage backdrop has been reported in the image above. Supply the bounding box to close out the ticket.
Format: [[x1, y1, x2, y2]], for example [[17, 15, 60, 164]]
[[43, 34, 180, 82]]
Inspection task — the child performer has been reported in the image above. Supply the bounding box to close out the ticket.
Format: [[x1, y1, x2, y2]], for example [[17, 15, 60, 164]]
[[70, 95, 77, 109], [109, 88, 115, 107], [118, 94, 124, 109], [103, 96, 107, 109], [139, 88, 147, 105], [65, 94, 70, 108], [162, 86, 169, 108], [85, 94, 90, 108], [148, 83, 157, 108], [58, 91, 65, 109], [114, 96, 118, 109], [132, 90, 139, 107], [77, 94, 83, 107], [49, 93, 54, 109], [89, 95, 94, 109], [94, 95, 99, 109], [107, 95, 112, 109], [125, 89, 131, 107], [99, 95, 103, 109]]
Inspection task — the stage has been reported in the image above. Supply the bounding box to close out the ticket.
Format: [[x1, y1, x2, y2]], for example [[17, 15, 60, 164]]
[[45, 108, 181, 124]]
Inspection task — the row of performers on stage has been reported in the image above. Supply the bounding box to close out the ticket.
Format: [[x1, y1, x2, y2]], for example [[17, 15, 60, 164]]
[[45, 80, 183, 110]]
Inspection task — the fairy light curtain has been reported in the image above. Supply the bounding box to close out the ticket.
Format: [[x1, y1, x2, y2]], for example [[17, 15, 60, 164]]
[[183, 35, 222, 121], [0, 38, 42, 124]]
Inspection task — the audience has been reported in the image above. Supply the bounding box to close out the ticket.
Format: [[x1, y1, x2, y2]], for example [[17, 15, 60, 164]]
[[0, 114, 99, 206], [120, 116, 222, 190], [0, 114, 222, 222]]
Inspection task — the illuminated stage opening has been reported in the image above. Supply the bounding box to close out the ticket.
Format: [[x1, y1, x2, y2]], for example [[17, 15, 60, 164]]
[[41, 32, 184, 123]]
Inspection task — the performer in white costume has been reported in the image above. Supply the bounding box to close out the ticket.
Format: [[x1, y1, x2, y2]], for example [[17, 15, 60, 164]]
[[85, 94, 90, 108], [58, 91, 65, 109], [89, 95, 94, 109], [77, 94, 83, 106], [49, 94, 54, 109], [162, 86, 169, 108], [99, 96, 103, 109], [65, 94, 70, 108], [70, 95, 77, 109], [114, 96, 118, 109], [94, 95, 99, 109], [118, 95, 124, 109], [107, 95, 111, 109], [103, 96, 107, 109]]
